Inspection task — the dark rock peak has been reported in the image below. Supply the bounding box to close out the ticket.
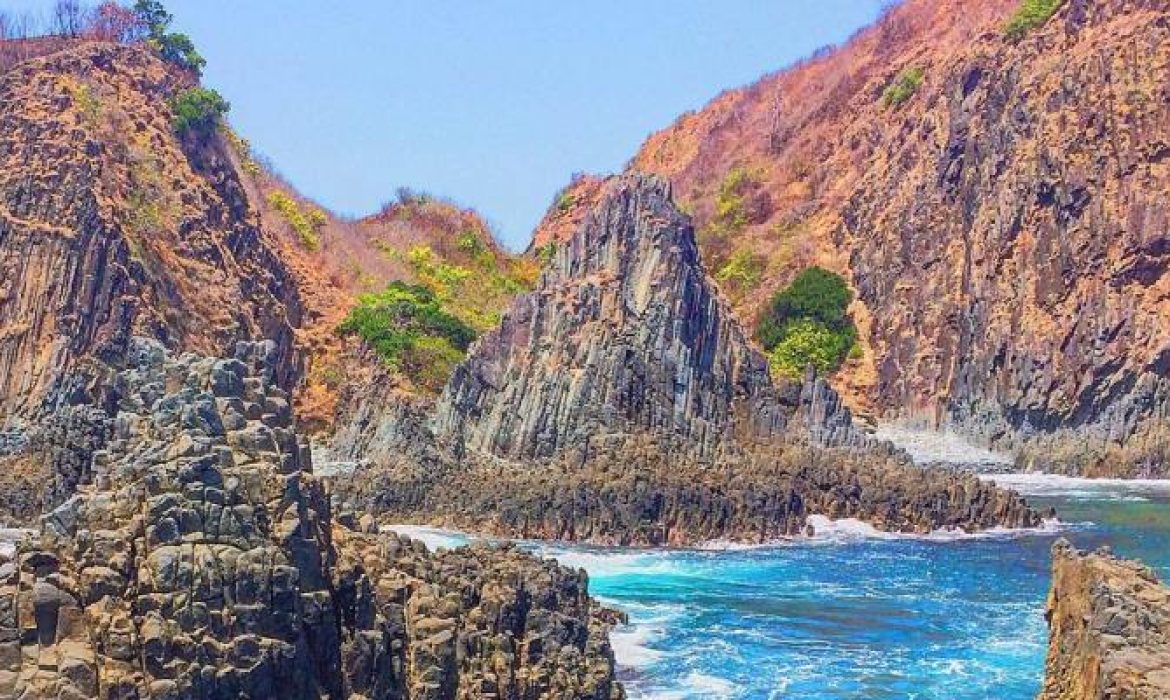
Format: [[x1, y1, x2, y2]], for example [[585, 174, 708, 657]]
[[432, 173, 869, 463]]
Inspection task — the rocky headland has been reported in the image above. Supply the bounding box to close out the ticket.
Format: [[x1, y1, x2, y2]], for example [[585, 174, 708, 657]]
[[0, 339, 622, 699], [623, 0, 1170, 477], [1041, 539, 1170, 699]]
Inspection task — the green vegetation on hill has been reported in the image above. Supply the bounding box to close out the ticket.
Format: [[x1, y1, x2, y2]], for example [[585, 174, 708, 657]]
[[700, 166, 768, 269], [881, 66, 924, 109], [757, 267, 858, 378], [169, 87, 229, 136], [267, 191, 326, 251], [134, 1, 206, 75], [338, 282, 477, 392], [715, 249, 766, 299], [1004, 0, 1065, 42]]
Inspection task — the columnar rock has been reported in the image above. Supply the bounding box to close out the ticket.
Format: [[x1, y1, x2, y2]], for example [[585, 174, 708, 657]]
[[0, 41, 304, 515], [625, 0, 1170, 476], [1041, 540, 1170, 699], [432, 173, 869, 462], [338, 175, 1041, 545], [0, 339, 622, 699]]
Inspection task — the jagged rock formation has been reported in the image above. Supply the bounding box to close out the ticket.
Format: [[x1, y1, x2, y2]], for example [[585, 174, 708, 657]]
[[344, 433, 1041, 546], [0, 40, 307, 517], [334, 175, 1041, 545], [626, 0, 1170, 476], [1041, 540, 1170, 699], [433, 174, 868, 462], [0, 339, 622, 699]]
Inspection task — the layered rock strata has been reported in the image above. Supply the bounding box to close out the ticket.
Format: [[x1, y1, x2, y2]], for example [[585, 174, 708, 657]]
[[1041, 540, 1170, 699], [432, 174, 869, 462], [0, 339, 622, 699]]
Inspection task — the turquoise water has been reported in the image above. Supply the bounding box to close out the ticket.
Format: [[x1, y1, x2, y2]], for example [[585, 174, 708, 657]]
[[393, 475, 1170, 699]]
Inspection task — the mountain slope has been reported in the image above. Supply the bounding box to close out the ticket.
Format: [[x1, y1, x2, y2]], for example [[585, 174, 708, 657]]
[[621, 0, 1170, 475], [0, 37, 534, 519]]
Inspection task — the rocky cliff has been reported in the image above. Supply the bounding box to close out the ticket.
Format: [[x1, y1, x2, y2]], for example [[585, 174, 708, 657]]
[[432, 174, 867, 462], [1041, 540, 1170, 699], [625, 0, 1170, 476], [0, 339, 622, 699], [0, 41, 306, 518], [335, 174, 1041, 545]]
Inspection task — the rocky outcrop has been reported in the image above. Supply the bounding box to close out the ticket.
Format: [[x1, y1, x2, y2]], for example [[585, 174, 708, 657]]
[[0, 41, 309, 514], [1041, 540, 1170, 699], [629, 0, 1170, 476], [0, 339, 622, 699], [335, 174, 1041, 545], [432, 174, 869, 462], [344, 433, 1041, 547]]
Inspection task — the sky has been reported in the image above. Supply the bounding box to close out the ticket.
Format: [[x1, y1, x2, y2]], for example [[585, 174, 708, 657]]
[[7, 1, 890, 249]]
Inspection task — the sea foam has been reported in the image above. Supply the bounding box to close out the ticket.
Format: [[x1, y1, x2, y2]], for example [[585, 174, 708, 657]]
[[977, 472, 1170, 499]]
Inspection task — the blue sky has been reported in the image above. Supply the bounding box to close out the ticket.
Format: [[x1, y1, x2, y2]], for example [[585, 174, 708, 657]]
[[10, 1, 889, 249]]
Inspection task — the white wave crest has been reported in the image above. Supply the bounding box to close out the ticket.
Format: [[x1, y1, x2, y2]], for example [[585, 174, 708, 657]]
[[977, 472, 1170, 499], [801, 514, 1063, 543], [610, 623, 667, 669], [383, 524, 472, 551]]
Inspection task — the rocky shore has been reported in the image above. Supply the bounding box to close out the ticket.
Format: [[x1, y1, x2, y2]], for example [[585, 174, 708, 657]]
[[340, 435, 1041, 547], [0, 339, 622, 699], [1041, 540, 1170, 699]]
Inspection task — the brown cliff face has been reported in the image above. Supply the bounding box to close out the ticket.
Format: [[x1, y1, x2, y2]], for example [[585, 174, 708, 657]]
[[0, 41, 301, 436], [433, 173, 869, 462], [1041, 540, 1170, 699], [0, 339, 623, 700], [626, 0, 1170, 475]]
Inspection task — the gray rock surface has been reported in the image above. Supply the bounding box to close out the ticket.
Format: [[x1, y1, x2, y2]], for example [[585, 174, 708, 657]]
[[432, 173, 871, 462], [0, 339, 623, 699], [1042, 539, 1170, 699]]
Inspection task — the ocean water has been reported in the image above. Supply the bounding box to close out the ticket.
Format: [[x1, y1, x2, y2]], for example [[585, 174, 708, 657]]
[[388, 476, 1170, 700]]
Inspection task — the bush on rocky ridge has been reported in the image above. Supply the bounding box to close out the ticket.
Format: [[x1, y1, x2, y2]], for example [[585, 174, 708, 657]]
[[881, 66, 924, 108], [338, 281, 477, 392], [134, 0, 206, 75], [267, 190, 326, 251], [758, 266, 858, 378]]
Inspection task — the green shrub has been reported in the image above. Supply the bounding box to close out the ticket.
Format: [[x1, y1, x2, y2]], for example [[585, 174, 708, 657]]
[[715, 249, 766, 297], [169, 87, 229, 136], [881, 66, 924, 109], [457, 229, 486, 255], [135, 1, 206, 75], [768, 319, 855, 378], [714, 167, 754, 232], [267, 191, 326, 251], [153, 32, 205, 74], [555, 191, 576, 214], [338, 282, 477, 391], [1004, 0, 1065, 42], [535, 242, 557, 266], [757, 266, 858, 378]]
